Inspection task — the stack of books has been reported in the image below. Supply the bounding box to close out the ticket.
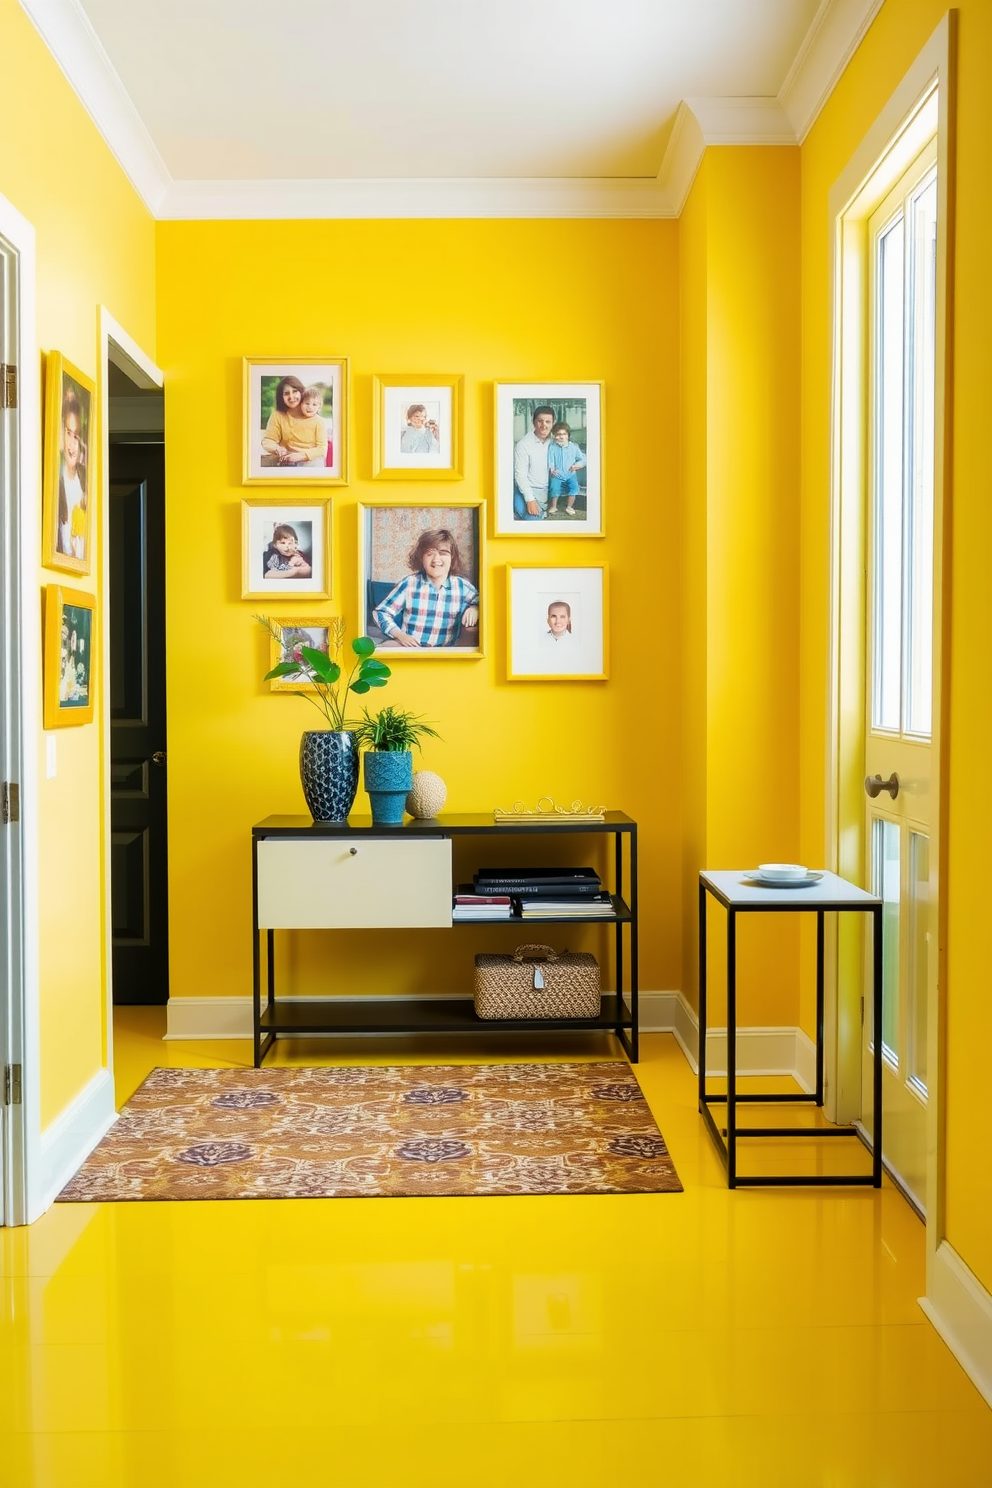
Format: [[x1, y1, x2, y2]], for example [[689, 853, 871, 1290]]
[[452, 887, 513, 921], [472, 867, 615, 920]]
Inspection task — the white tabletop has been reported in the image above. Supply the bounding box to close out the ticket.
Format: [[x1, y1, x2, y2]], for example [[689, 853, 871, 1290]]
[[700, 869, 882, 909]]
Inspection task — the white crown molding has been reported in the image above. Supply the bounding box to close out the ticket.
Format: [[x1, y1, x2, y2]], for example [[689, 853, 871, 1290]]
[[18, 0, 171, 215], [20, 0, 882, 221], [780, 0, 887, 142], [158, 175, 677, 221]]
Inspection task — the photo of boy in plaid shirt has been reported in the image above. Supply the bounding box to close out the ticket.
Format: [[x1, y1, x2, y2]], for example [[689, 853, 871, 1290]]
[[373, 528, 479, 649]]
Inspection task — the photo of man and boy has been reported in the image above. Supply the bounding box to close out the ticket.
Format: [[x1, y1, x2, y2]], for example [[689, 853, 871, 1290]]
[[495, 382, 602, 536]]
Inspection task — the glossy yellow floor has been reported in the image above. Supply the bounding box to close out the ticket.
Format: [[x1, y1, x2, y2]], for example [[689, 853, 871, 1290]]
[[2, 1012, 991, 1488]]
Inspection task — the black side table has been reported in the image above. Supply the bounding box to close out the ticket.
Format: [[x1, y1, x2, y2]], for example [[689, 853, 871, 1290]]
[[698, 869, 883, 1188]]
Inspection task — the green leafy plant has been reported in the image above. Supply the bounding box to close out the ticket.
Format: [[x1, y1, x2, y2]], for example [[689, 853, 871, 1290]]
[[353, 704, 441, 753], [257, 614, 391, 731]]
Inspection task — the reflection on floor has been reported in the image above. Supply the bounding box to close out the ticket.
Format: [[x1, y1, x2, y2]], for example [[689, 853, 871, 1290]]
[[1, 1008, 990, 1488]]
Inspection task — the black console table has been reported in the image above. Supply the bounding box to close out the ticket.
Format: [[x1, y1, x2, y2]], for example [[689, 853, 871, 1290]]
[[252, 812, 638, 1067]]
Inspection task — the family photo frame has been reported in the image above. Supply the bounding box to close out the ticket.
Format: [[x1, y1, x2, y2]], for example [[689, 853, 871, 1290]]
[[243, 357, 347, 485], [43, 584, 96, 727], [358, 499, 485, 659], [494, 381, 604, 537], [372, 374, 463, 481], [241, 498, 332, 600], [266, 616, 332, 692], [42, 352, 96, 576], [506, 564, 608, 681]]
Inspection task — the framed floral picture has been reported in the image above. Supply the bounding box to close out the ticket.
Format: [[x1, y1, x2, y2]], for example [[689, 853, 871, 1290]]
[[358, 500, 484, 659], [265, 617, 332, 692], [241, 499, 332, 600], [43, 584, 96, 727], [372, 374, 463, 480], [243, 358, 347, 484], [506, 564, 608, 681], [42, 352, 96, 575], [494, 381, 604, 536]]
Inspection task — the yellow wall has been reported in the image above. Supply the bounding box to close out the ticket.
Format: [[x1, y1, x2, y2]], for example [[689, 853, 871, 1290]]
[[800, 0, 992, 1290], [679, 147, 802, 1028], [0, 0, 156, 1124], [156, 219, 681, 1004]]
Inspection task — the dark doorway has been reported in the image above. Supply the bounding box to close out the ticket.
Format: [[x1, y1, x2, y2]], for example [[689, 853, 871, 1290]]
[[108, 367, 167, 1004]]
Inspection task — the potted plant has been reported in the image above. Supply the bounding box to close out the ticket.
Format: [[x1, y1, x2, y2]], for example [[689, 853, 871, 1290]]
[[257, 615, 391, 822], [354, 705, 441, 826]]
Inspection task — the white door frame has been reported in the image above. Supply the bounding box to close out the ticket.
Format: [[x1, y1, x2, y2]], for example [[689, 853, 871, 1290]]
[[0, 191, 41, 1226], [826, 16, 951, 1245], [97, 308, 164, 1084]]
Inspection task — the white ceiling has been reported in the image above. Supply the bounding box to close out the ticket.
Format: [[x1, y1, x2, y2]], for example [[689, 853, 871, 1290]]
[[22, 0, 885, 217]]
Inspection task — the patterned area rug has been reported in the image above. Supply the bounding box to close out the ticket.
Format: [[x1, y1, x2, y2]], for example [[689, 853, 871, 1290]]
[[57, 1062, 682, 1201]]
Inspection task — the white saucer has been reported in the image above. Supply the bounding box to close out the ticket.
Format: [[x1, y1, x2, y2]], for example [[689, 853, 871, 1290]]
[[744, 870, 824, 888]]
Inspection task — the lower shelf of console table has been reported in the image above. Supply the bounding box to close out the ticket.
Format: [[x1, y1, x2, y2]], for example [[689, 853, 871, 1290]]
[[252, 812, 639, 1068]]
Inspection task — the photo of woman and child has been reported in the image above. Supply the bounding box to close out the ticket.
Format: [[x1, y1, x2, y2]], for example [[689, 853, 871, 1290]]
[[58, 605, 92, 707], [365, 507, 481, 654], [260, 376, 331, 469], [56, 379, 89, 562]]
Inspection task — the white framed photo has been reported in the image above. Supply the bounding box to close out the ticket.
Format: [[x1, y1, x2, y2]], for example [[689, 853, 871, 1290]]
[[243, 358, 347, 484], [241, 499, 331, 600], [494, 381, 603, 535], [506, 564, 608, 681], [373, 374, 463, 480]]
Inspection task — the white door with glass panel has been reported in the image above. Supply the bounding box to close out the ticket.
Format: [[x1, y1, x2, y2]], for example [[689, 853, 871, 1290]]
[[862, 142, 937, 1214]]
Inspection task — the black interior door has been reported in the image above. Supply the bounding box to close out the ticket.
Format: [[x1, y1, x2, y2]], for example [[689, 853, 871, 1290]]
[[109, 442, 168, 1003]]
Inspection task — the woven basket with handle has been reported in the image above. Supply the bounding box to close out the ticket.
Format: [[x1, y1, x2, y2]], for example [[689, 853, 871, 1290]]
[[473, 944, 601, 1021]]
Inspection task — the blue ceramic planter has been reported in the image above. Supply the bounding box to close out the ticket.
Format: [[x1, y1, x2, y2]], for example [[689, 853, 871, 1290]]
[[299, 730, 359, 823], [363, 750, 413, 825]]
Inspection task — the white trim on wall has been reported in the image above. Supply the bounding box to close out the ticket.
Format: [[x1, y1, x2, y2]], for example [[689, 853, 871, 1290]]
[[20, 0, 882, 222], [38, 1067, 116, 1212], [920, 1242, 992, 1411]]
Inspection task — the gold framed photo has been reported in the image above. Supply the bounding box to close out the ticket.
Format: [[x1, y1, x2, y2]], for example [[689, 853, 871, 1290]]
[[42, 352, 96, 575], [266, 616, 333, 692], [43, 584, 96, 727], [494, 381, 604, 536], [243, 358, 348, 485], [372, 374, 463, 480], [241, 498, 332, 601], [506, 564, 609, 681], [358, 499, 485, 659]]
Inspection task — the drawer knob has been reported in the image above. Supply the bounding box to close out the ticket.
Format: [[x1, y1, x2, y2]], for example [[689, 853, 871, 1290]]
[[349, 847, 358, 856]]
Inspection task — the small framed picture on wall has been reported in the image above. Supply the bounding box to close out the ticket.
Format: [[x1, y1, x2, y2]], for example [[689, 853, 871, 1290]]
[[43, 584, 96, 727], [243, 358, 347, 484], [42, 352, 96, 575], [494, 381, 604, 536], [241, 499, 332, 600], [359, 500, 484, 658], [372, 374, 463, 480], [506, 564, 608, 681], [265, 617, 333, 691]]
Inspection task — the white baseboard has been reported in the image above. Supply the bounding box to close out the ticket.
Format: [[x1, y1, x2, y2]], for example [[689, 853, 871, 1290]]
[[920, 1241, 992, 1409], [38, 1067, 117, 1213], [166, 990, 813, 1087]]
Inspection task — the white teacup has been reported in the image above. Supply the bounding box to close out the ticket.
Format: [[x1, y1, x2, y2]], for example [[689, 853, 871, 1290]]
[[758, 862, 807, 882]]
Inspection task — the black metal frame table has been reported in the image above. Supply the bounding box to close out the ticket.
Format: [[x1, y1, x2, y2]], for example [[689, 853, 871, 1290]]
[[698, 869, 883, 1188], [252, 813, 638, 1067]]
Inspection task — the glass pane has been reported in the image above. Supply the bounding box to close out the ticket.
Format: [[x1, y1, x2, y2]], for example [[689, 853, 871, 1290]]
[[872, 818, 901, 1060], [906, 173, 937, 736], [908, 832, 930, 1091], [873, 217, 905, 732]]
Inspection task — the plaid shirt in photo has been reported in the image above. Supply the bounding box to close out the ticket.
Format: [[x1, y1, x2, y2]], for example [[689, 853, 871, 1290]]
[[374, 573, 479, 647]]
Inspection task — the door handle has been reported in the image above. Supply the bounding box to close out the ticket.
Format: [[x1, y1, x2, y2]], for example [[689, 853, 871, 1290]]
[[864, 772, 899, 799], [151, 751, 167, 768]]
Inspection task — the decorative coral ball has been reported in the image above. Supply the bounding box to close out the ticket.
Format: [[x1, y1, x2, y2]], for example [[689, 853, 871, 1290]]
[[406, 770, 447, 819]]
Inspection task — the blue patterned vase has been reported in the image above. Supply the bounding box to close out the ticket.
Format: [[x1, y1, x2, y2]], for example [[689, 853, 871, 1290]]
[[363, 750, 413, 826], [299, 730, 359, 823]]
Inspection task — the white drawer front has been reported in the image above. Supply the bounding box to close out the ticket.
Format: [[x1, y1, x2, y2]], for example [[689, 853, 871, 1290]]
[[256, 838, 452, 929]]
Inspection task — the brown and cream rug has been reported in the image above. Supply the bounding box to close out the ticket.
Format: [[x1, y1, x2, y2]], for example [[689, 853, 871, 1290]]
[[57, 1062, 682, 1201]]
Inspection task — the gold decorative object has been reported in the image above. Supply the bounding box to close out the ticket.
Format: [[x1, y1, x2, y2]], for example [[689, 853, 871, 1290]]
[[494, 796, 606, 824]]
